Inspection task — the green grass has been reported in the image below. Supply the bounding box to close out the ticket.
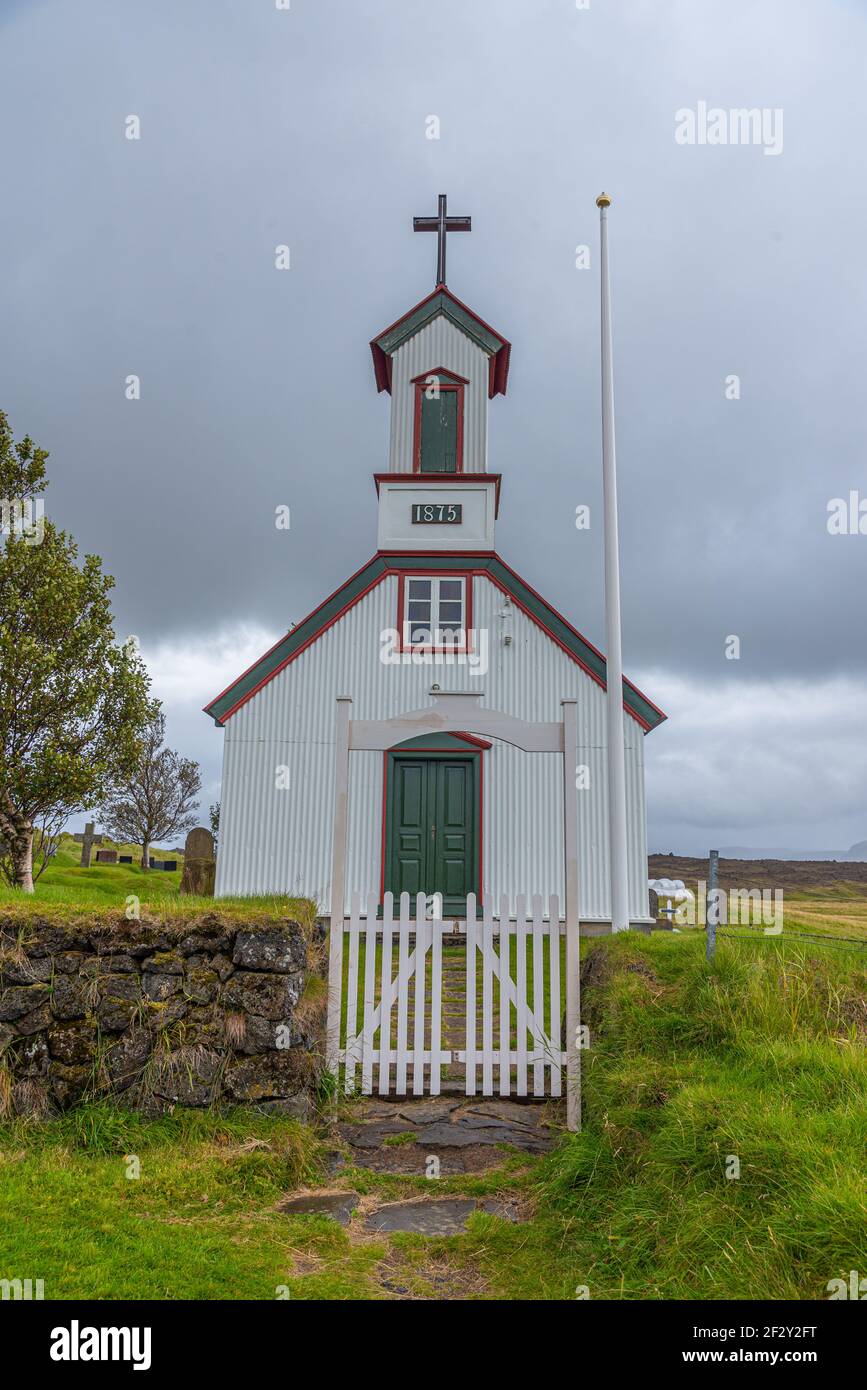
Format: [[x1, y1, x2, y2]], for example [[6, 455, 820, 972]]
[[0, 1106, 328, 1299], [1, 931, 864, 1300], [334, 931, 867, 1300], [0, 834, 183, 908], [0, 835, 316, 925], [776, 886, 867, 941], [499, 933, 867, 1299]]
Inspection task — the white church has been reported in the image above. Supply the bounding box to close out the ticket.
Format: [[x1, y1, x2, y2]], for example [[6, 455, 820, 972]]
[[206, 198, 665, 931]]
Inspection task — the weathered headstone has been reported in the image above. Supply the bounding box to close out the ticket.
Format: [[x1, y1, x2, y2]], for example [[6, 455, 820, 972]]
[[119, 855, 133, 864], [180, 826, 216, 897], [95, 848, 118, 865], [73, 830, 103, 845], [78, 822, 103, 868]]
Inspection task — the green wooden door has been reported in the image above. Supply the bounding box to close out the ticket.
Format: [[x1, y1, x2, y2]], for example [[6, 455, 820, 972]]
[[386, 755, 477, 915], [419, 390, 458, 472]]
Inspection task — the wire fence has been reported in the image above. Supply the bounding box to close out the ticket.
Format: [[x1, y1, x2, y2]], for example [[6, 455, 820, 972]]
[[715, 926, 867, 952], [654, 853, 867, 956]]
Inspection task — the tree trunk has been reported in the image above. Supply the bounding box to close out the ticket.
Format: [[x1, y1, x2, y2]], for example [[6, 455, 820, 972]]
[[15, 828, 34, 893], [141, 840, 150, 871], [0, 794, 35, 894]]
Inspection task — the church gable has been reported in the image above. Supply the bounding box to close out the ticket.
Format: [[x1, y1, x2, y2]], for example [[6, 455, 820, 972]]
[[204, 554, 666, 732]]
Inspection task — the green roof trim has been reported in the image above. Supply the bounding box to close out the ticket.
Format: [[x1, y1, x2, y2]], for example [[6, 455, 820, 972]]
[[375, 289, 504, 359], [204, 552, 666, 731], [204, 556, 388, 725], [485, 558, 664, 731]]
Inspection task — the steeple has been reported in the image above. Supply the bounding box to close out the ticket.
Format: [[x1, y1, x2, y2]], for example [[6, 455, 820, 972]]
[[369, 200, 510, 553]]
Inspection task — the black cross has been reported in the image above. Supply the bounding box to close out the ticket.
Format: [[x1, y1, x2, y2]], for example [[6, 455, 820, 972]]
[[413, 194, 471, 287]]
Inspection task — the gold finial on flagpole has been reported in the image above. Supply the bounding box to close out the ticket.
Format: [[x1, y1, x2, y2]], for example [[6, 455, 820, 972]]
[[596, 191, 611, 208]]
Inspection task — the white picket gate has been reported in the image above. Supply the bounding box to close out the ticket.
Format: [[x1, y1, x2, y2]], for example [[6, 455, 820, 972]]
[[336, 890, 566, 1098]]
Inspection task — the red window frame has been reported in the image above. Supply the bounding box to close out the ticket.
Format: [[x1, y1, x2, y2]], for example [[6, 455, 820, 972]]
[[410, 368, 468, 474], [395, 571, 474, 653]]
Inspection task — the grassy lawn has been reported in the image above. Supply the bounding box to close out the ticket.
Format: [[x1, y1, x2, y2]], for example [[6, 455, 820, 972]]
[[2, 930, 864, 1300], [0, 835, 315, 925], [777, 885, 867, 942]]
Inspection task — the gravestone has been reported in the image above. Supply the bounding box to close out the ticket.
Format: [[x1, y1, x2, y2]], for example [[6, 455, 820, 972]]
[[77, 822, 103, 868], [95, 848, 118, 865], [180, 826, 216, 897], [119, 855, 133, 864]]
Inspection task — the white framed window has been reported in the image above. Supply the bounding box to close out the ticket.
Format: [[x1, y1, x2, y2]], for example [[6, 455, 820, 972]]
[[402, 575, 467, 648]]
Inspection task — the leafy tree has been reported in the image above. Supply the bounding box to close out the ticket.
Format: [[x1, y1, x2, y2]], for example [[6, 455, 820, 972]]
[[209, 800, 220, 851], [0, 412, 153, 891], [99, 711, 201, 870]]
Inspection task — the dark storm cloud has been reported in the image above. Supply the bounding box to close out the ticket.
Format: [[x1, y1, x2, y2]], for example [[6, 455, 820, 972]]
[[1, 0, 865, 849]]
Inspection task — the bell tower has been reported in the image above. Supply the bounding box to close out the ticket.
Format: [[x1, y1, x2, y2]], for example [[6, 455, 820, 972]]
[[369, 195, 510, 553]]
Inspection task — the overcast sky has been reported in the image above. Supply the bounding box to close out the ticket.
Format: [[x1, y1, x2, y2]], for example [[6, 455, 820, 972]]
[[1, 0, 865, 854]]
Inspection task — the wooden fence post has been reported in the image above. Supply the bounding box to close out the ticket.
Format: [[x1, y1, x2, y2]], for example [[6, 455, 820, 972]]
[[325, 696, 352, 1078]]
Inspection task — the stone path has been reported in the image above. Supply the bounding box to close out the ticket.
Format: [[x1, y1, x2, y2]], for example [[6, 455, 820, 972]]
[[364, 1194, 521, 1235], [274, 1095, 563, 1294], [332, 1093, 559, 1179], [277, 1192, 359, 1225]]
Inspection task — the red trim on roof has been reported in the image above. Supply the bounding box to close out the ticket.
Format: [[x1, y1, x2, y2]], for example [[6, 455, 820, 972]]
[[374, 285, 445, 345], [214, 572, 385, 726], [490, 553, 668, 728], [203, 553, 377, 717], [205, 551, 666, 733], [370, 286, 511, 397], [409, 366, 469, 386]]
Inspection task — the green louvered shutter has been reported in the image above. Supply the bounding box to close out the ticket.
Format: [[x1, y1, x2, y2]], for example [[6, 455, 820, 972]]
[[420, 390, 458, 472]]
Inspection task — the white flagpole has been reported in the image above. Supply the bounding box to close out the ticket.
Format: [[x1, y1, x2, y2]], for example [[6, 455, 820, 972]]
[[597, 192, 630, 933]]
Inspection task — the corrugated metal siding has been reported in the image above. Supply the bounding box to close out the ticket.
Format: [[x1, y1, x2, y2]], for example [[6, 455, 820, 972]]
[[388, 317, 490, 473], [215, 573, 650, 922]]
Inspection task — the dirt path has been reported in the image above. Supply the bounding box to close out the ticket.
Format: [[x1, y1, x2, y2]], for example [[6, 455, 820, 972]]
[[275, 1094, 563, 1298]]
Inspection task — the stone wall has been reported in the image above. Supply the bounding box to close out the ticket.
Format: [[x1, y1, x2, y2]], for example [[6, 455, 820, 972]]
[[0, 914, 326, 1120]]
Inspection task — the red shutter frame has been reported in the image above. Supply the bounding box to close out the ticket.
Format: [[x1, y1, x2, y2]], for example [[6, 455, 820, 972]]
[[410, 368, 467, 474]]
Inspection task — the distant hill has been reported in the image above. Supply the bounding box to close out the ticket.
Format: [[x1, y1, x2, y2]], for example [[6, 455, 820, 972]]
[[648, 854, 867, 892], [689, 842, 867, 863]]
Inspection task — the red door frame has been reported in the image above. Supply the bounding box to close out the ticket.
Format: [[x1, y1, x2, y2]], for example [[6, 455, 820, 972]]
[[379, 742, 485, 908]]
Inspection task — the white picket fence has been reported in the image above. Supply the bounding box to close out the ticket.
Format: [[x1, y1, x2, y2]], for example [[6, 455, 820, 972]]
[[337, 890, 566, 1098]]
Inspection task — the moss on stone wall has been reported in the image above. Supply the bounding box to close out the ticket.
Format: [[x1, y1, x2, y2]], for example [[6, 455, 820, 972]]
[[0, 909, 326, 1121]]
